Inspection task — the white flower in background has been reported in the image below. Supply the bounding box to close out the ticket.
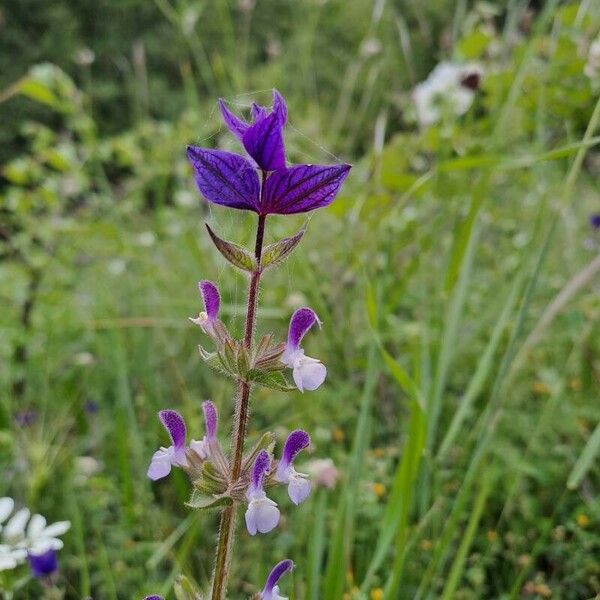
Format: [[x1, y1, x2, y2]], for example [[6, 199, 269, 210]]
[[0, 497, 70, 572], [584, 39, 600, 82], [413, 62, 483, 126]]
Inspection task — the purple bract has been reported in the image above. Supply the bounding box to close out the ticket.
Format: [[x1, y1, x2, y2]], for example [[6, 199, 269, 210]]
[[187, 90, 351, 216]]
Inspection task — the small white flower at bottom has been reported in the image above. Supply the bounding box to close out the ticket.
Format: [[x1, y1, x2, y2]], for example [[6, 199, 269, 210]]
[[282, 348, 326, 392], [245, 492, 280, 536]]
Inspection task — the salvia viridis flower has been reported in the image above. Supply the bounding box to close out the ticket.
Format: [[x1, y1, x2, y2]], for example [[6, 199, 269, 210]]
[[281, 307, 326, 392], [275, 430, 311, 505], [257, 559, 294, 600], [186, 90, 351, 215], [189, 280, 220, 336], [147, 402, 221, 481], [245, 450, 280, 535]]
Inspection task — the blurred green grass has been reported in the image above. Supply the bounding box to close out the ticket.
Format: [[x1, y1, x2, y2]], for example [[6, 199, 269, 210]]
[[1, 1, 600, 598]]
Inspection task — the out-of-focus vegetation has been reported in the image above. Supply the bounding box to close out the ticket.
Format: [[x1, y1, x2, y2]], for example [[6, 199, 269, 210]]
[[1, 1, 600, 598]]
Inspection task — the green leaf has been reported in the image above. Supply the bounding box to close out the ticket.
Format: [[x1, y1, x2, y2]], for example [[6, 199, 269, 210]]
[[186, 489, 232, 510], [205, 223, 257, 272], [174, 575, 203, 600], [246, 369, 296, 391], [19, 78, 60, 108], [567, 420, 600, 490], [261, 223, 307, 269]]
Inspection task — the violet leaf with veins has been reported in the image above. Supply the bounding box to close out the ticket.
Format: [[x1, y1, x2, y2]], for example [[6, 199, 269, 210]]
[[275, 430, 311, 505], [245, 450, 280, 535], [185, 147, 260, 212], [282, 307, 326, 392], [188, 89, 351, 215], [261, 163, 351, 215]]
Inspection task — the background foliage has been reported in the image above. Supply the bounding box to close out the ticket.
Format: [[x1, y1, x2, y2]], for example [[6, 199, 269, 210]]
[[1, 0, 600, 598]]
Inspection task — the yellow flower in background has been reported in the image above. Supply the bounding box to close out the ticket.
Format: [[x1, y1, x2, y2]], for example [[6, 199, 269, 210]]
[[372, 483, 386, 498], [576, 513, 589, 528]]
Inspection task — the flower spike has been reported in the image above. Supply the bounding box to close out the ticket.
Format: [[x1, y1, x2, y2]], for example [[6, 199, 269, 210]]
[[245, 450, 280, 535], [282, 308, 326, 392], [260, 559, 294, 600], [147, 410, 188, 481], [276, 430, 311, 505]]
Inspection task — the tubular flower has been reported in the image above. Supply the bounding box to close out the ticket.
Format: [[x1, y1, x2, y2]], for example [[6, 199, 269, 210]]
[[147, 410, 189, 480], [189, 400, 218, 459], [187, 90, 351, 216], [260, 559, 294, 600], [281, 307, 326, 392], [245, 450, 280, 535], [275, 430, 311, 505], [189, 280, 220, 336]]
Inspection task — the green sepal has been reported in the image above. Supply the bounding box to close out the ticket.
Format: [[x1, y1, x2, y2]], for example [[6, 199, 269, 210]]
[[206, 223, 257, 272], [236, 346, 250, 378], [186, 489, 233, 510], [242, 431, 275, 474], [199, 346, 235, 379], [246, 369, 296, 392], [261, 222, 307, 270]]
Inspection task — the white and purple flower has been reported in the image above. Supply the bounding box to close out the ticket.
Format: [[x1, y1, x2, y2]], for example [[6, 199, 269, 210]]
[[147, 402, 219, 481], [259, 559, 294, 600], [0, 497, 70, 574], [413, 62, 483, 126], [189, 280, 221, 337], [281, 307, 326, 392], [275, 430, 311, 505], [245, 450, 280, 536]]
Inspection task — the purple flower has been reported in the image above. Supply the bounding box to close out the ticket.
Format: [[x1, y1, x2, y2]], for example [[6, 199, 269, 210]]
[[187, 90, 351, 216], [189, 400, 218, 459], [13, 408, 37, 428], [144, 597, 163, 600], [147, 410, 189, 480], [245, 450, 280, 535], [189, 280, 220, 336], [260, 559, 294, 600], [281, 307, 326, 392], [275, 430, 311, 505], [27, 548, 58, 579], [590, 214, 600, 230]]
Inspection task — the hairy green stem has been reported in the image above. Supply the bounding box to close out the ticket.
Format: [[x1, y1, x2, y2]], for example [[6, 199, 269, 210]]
[[210, 212, 266, 600]]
